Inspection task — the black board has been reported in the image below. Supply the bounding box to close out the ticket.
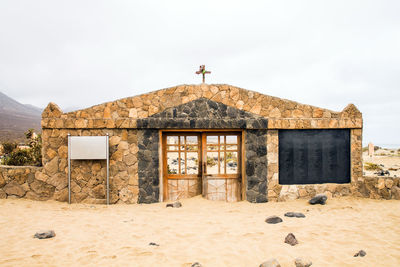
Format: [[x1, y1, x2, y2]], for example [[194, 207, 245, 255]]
[[279, 129, 350, 184]]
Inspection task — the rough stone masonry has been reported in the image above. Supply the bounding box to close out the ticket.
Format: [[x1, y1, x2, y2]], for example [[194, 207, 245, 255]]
[[1, 84, 382, 204]]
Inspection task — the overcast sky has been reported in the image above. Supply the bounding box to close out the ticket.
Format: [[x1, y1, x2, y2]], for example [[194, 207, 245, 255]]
[[0, 0, 399, 146]]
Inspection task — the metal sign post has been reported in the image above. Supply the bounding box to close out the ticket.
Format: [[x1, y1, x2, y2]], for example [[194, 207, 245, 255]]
[[67, 134, 110, 204]]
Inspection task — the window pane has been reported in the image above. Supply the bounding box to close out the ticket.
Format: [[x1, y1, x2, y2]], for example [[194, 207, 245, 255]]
[[187, 152, 199, 174], [180, 152, 185, 174], [167, 152, 179, 174], [220, 136, 225, 144], [186, 145, 198, 151], [226, 152, 238, 174], [186, 136, 198, 144], [220, 152, 225, 174], [226, 135, 238, 144], [180, 136, 185, 144], [206, 152, 219, 174], [167, 145, 178, 151], [207, 136, 218, 144], [207, 145, 218, 151], [226, 145, 237, 150], [167, 136, 179, 145]]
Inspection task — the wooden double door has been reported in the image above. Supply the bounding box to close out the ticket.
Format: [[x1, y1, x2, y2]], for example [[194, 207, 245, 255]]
[[162, 132, 242, 202]]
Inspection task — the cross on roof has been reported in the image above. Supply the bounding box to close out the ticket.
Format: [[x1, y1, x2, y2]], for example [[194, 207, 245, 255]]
[[195, 65, 211, 83]]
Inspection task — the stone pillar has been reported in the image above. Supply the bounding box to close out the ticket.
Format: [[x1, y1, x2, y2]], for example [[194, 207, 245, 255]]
[[351, 129, 363, 183], [368, 142, 374, 157], [245, 129, 268, 203], [266, 130, 280, 201], [137, 129, 160, 203]]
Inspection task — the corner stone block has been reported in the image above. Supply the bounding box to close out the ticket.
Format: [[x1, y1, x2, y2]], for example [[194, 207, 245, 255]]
[[42, 102, 63, 118]]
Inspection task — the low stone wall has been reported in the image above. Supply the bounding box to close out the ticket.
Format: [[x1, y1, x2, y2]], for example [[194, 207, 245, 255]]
[[270, 176, 400, 201], [353, 176, 400, 200], [0, 165, 53, 200], [2, 165, 399, 202]]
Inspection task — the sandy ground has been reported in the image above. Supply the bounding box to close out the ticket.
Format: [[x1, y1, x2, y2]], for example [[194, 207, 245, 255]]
[[363, 148, 400, 177], [0, 197, 399, 267]]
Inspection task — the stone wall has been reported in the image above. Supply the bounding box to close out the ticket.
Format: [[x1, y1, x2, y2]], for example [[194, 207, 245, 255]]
[[2, 165, 398, 201], [41, 84, 362, 130], [137, 129, 159, 203], [245, 130, 268, 203], [0, 166, 49, 200], [266, 130, 280, 201], [40, 128, 139, 204], [23, 83, 364, 204], [354, 176, 400, 200]]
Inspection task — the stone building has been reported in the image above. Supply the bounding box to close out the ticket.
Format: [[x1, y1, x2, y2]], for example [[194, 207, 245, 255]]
[[38, 84, 363, 204]]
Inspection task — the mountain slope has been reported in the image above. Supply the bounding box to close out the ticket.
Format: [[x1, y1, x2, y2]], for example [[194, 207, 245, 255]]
[[0, 91, 42, 142]]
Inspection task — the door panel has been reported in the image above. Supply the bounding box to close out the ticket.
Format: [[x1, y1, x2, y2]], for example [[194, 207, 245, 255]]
[[163, 133, 201, 201], [203, 133, 241, 202], [163, 132, 241, 202]]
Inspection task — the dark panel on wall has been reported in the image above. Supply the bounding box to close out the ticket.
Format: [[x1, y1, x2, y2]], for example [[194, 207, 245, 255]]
[[279, 130, 350, 184]]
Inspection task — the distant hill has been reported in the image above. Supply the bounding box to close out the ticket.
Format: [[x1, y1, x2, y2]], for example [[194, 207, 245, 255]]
[[0, 91, 42, 143]]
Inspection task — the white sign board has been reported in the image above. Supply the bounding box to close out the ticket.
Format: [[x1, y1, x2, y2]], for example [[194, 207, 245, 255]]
[[69, 136, 108, 159]]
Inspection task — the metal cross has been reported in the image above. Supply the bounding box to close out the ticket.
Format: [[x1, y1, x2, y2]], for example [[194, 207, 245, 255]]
[[195, 65, 211, 83]]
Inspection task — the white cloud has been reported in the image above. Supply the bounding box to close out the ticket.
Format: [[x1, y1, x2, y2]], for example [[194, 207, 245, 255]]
[[0, 0, 399, 145]]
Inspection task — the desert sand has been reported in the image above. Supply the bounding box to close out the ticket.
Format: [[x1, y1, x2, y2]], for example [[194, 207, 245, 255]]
[[1, 197, 400, 267], [363, 148, 400, 177]]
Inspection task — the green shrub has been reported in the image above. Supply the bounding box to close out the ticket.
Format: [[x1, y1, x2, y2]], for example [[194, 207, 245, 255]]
[[3, 129, 42, 166], [4, 149, 32, 166], [25, 129, 42, 166], [2, 142, 17, 154], [364, 162, 382, 171]]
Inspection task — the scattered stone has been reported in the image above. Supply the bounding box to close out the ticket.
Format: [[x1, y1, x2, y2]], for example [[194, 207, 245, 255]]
[[265, 216, 283, 224], [191, 262, 202, 267], [309, 194, 327, 205], [259, 258, 281, 267], [354, 250, 366, 257], [166, 201, 182, 208], [284, 233, 298, 246], [34, 230, 56, 239], [295, 258, 312, 267], [149, 242, 159, 246], [284, 212, 306, 218], [375, 170, 390, 176]]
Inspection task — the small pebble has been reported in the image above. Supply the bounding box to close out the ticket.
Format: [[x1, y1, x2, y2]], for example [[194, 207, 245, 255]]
[[265, 216, 283, 224], [34, 230, 56, 239], [284, 212, 305, 218], [284, 233, 298, 246], [354, 250, 366, 257]]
